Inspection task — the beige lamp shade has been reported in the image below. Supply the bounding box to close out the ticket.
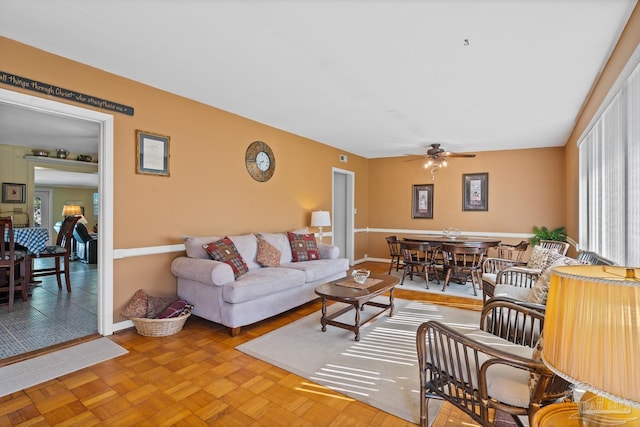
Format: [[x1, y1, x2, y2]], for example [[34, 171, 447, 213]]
[[62, 205, 82, 216], [542, 265, 640, 408], [310, 210, 331, 242], [310, 211, 331, 227]]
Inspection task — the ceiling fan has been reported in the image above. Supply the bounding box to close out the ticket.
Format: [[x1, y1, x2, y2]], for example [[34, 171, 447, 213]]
[[405, 143, 477, 180]]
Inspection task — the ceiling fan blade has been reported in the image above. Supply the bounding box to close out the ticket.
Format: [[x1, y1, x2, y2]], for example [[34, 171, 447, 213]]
[[444, 152, 476, 158], [403, 155, 426, 162]]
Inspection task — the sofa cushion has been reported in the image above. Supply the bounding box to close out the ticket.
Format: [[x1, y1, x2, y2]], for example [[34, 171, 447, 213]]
[[258, 232, 294, 264], [439, 327, 536, 409], [287, 232, 320, 262], [228, 233, 260, 270], [493, 284, 531, 301], [256, 237, 281, 267], [184, 235, 221, 259], [281, 258, 350, 283], [203, 237, 249, 279], [221, 268, 306, 303], [526, 256, 581, 304]]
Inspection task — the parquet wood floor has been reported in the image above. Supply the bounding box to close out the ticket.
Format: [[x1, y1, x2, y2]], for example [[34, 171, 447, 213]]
[[0, 262, 482, 426]]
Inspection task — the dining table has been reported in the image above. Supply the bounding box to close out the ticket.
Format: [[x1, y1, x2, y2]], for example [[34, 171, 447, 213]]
[[403, 235, 501, 286], [3, 226, 50, 285], [404, 235, 501, 248], [3, 226, 50, 255]]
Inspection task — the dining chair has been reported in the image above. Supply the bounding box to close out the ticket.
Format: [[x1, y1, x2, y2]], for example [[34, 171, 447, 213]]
[[0, 217, 28, 310], [385, 236, 403, 274], [441, 243, 486, 296], [399, 240, 434, 288], [31, 215, 80, 292], [496, 240, 529, 261]]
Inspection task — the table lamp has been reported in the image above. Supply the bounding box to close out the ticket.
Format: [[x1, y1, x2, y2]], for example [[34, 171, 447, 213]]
[[542, 265, 640, 426], [310, 210, 331, 243], [62, 204, 82, 217]]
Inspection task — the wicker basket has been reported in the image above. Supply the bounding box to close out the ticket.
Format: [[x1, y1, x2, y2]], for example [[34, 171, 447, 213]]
[[131, 312, 191, 337]]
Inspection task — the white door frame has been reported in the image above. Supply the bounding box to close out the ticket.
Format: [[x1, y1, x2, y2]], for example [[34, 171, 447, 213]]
[[332, 167, 355, 265], [0, 88, 115, 335]]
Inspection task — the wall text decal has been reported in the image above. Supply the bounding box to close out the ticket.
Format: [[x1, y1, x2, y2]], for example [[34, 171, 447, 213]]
[[0, 70, 134, 116]]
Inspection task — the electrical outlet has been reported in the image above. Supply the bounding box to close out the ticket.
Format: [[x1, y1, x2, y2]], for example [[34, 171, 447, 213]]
[[364, 253, 368, 258], [339, 154, 348, 162]]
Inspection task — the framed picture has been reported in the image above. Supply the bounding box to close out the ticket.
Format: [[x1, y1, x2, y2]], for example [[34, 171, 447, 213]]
[[2, 182, 26, 203], [136, 130, 170, 176], [412, 184, 434, 219], [463, 173, 488, 211]]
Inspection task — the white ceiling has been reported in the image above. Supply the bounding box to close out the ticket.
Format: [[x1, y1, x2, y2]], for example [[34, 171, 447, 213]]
[[0, 0, 636, 160]]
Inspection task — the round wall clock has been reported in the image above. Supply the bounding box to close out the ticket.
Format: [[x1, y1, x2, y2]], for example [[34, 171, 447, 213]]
[[245, 140, 275, 182]]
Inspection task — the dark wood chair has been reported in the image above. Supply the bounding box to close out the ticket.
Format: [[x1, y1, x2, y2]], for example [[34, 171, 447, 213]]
[[385, 235, 403, 274], [496, 240, 529, 261], [31, 215, 80, 292], [417, 299, 571, 427], [400, 240, 434, 288], [0, 217, 28, 310], [441, 243, 486, 296]]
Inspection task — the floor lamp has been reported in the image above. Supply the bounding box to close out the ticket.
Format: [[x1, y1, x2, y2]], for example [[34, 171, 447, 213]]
[[542, 265, 640, 426], [310, 211, 331, 243]]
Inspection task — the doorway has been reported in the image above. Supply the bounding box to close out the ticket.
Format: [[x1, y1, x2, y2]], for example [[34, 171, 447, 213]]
[[34, 189, 53, 244], [332, 167, 355, 265], [0, 88, 115, 340]]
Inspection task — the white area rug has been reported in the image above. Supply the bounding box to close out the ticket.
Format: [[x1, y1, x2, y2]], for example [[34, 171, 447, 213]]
[[388, 268, 484, 300], [237, 298, 481, 425], [0, 337, 128, 397]]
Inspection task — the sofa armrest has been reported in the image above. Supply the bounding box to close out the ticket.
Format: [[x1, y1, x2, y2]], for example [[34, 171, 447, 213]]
[[318, 243, 339, 260], [170, 256, 235, 286]]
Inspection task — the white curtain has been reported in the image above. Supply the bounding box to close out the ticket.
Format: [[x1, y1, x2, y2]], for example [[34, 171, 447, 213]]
[[579, 63, 640, 266]]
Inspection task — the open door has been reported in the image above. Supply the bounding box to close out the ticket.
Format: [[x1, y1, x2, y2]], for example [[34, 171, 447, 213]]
[[332, 167, 355, 265]]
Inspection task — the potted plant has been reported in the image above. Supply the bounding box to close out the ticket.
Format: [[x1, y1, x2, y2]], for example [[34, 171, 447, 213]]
[[530, 225, 567, 247]]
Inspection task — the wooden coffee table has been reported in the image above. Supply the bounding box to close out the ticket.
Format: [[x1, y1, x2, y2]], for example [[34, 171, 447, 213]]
[[314, 273, 400, 341]]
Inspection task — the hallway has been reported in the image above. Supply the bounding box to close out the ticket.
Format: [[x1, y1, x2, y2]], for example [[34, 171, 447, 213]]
[[0, 259, 97, 360]]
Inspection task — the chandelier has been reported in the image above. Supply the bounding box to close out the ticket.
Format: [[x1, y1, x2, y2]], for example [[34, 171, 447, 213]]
[[424, 157, 447, 180]]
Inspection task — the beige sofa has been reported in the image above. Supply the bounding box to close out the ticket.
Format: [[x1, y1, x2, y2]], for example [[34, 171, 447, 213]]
[[171, 230, 349, 335]]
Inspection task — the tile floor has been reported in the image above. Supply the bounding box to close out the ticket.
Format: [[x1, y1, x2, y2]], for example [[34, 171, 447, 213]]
[[0, 259, 97, 359]]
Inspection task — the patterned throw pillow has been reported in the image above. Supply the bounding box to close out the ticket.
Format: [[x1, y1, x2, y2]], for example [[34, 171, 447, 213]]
[[526, 245, 549, 269], [121, 289, 148, 318], [526, 256, 581, 304], [287, 232, 320, 262], [203, 237, 249, 279], [147, 296, 176, 318], [256, 238, 281, 267]]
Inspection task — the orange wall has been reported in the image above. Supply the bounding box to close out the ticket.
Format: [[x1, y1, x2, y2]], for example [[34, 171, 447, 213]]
[[4, 2, 640, 323], [0, 36, 369, 321], [366, 147, 566, 259]]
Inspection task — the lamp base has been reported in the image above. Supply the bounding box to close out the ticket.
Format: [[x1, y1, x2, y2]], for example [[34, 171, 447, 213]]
[[577, 392, 640, 426]]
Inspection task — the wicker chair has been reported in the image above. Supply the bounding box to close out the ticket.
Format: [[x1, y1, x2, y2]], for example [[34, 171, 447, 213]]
[[538, 240, 569, 256], [416, 299, 571, 427]]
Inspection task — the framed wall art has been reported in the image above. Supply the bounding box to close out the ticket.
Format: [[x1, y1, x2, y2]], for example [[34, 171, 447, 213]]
[[2, 182, 26, 203], [136, 130, 170, 176], [463, 173, 488, 211], [412, 184, 434, 219]]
